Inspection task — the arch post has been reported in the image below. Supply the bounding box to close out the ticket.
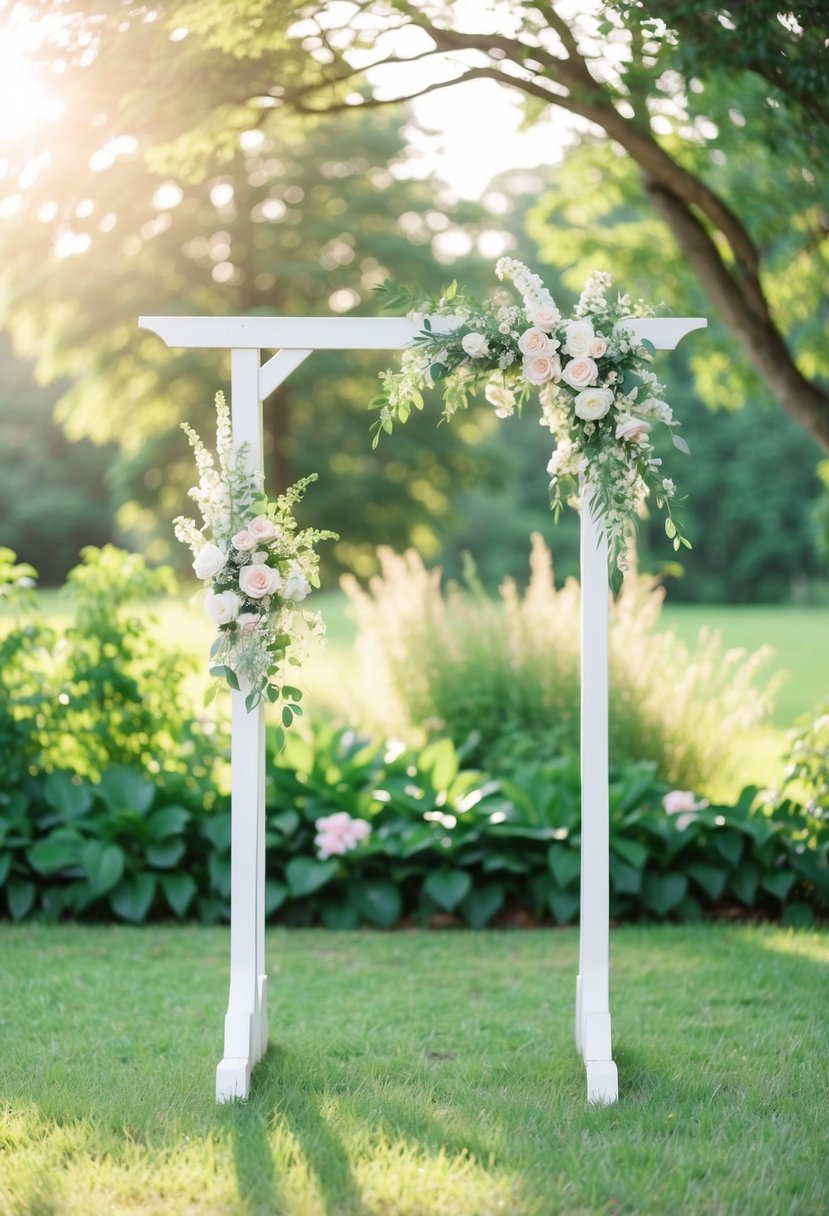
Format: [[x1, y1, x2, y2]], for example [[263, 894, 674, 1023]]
[[138, 311, 705, 1106]]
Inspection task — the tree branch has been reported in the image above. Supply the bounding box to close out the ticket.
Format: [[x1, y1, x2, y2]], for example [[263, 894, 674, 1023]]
[[645, 176, 829, 448]]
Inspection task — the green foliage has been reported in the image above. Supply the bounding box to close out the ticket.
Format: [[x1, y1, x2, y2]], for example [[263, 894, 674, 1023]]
[[780, 702, 829, 816], [341, 537, 778, 791], [2, 723, 826, 928], [0, 545, 221, 784], [0, 336, 116, 584]]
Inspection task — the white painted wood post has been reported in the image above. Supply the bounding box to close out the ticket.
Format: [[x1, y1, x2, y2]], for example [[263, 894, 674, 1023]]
[[576, 485, 618, 1104], [215, 348, 267, 1101]]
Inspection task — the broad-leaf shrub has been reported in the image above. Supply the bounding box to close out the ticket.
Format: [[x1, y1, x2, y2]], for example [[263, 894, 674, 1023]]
[[0, 545, 222, 786], [341, 537, 777, 791], [2, 725, 826, 928]]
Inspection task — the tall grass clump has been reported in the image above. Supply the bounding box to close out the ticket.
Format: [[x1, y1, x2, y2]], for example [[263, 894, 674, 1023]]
[[342, 535, 778, 792]]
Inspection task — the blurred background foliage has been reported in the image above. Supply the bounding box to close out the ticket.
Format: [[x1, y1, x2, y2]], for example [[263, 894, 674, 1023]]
[[0, 0, 826, 600]]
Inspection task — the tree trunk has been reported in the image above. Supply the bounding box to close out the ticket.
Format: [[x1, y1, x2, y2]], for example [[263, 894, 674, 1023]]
[[645, 177, 829, 449]]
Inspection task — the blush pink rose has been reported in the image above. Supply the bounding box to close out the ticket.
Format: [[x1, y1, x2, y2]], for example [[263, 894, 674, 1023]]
[[561, 357, 599, 389], [530, 305, 560, 332], [589, 336, 608, 358], [518, 327, 556, 357], [615, 414, 651, 445], [239, 562, 281, 599], [231, 529, 256, 551], [248, 515, 279, 543], [522, 354, 560, 385]]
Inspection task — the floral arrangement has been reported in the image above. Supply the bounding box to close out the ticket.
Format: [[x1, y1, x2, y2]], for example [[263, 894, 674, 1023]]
[[371, 259, 691, 589], [174, 392, 336, 714]]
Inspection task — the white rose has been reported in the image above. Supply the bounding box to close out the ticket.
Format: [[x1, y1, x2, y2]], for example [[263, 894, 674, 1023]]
[[248, 515, 279, 543], [517, 327, 556, 357], [588, 336, 608, 359], [615, 413, 651, 445], [282, 570, 311, 602], [522, 354, 560, 385], [239, 562, 281, 599], [461, 331, 489, 358], [484, 382, 516, 418], [574, 387, 614, 421], [529, 305, 560, 332], [561, 357, 599, 389], [193, 543, 227, 581], [204, 589, 241, 624], [563, 319, 595, 358]]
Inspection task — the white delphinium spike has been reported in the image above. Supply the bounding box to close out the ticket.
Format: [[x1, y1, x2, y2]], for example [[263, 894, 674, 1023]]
[[575, 271, 613, 317], [495, 257, 560, 327]]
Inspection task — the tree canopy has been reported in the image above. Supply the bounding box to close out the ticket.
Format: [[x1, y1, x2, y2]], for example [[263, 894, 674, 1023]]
[[10, 0, 821, 444]]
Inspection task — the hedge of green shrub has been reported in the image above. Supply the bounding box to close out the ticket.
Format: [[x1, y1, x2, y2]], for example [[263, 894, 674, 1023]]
[[2, 725, 826, 929]]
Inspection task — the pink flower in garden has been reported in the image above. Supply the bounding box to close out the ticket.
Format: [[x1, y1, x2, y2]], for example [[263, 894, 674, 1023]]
[[314, 812, 372, 860], [663, 790, 707, 831]]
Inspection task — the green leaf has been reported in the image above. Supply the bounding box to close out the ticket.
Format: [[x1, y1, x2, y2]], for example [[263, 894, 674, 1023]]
[[160, 872, 197, 917], [98, 766, 155, 815], [349, 879, 402, 928], [548, 888, 580, 924], [730, 861, 760, 906], [665, 518, 677, 539], [610, 854, 641, 896], [418, 738, 459, 791], [459, 883, 504, 929], [641, 873, 688, 917], [265, 880, 288, 917], [610, 837, 649, 870], [285, 856, 338, 898], [147, 805, 190, 839], [781, 901, 814, 929], [671, 433, 691, 456], [675, 894, 703, 924], [761, 869, 797, 902], [208, 853, 232, 899], [686, 863, 728, 903], [202, 813, 231, 853], [320, 899, 361, 930], [713, 829, 743, 867], [81, 841, 126, 894], [110, 873, 156, 924], [423, 868, 471, 912], [269, 809, 300, 836], [28, 830, 84, 876], [0, 852, 12, 887], [43, 772, 93, 821], [146, 839, 186, 869], [547, 845, 580, 889], [7, 880, 35, 921]]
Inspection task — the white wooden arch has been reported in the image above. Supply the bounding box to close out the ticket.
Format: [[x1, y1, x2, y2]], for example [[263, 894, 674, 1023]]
[[139, 311, 706, 1105]]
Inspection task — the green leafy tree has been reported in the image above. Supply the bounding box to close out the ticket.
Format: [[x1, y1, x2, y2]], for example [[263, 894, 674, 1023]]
[[12, 0, 819, 444], [0, 337, 115, 583], [0, 11, 510, 568]]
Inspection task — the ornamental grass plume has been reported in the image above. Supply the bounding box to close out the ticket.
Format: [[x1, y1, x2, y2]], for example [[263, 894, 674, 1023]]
[[342, 535, 779, 793]]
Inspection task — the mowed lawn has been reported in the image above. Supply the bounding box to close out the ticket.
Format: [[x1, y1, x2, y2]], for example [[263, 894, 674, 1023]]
[[1, 923, 827, 1216]]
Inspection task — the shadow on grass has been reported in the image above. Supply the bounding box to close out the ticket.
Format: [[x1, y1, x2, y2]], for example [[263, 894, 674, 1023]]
[[227, 1045, 362, 1216]]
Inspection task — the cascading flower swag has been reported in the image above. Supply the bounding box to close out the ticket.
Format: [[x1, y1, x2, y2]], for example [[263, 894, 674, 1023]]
[[371, 259, 691, 591], [174, 391, 336, 715]]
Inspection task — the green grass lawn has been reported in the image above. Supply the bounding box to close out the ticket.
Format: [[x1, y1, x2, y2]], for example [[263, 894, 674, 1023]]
[[1, 924, 826, 1215]]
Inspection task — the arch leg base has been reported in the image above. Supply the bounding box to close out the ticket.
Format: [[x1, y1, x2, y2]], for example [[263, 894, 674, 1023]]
[[585, 1058, 618, 1105], [216, 1057, 251, 1103]]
